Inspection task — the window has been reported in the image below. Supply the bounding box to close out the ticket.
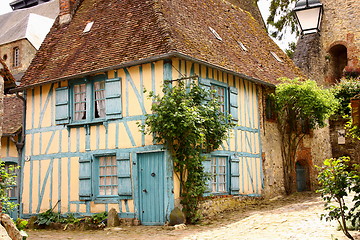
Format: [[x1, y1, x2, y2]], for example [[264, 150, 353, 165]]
[[97, 156, 118, 197], [210, 156, 228, 193], [72, 78, 106, 122], [211, 84, 227, 114], [199, 78, 238, 122], [79, 153, 132, 201], [55, 75, 122, 125], [265, 96, 276, 121], [13, 47, 20, 67], [203, 155, 240, 195], [4, 163, 18, 199]]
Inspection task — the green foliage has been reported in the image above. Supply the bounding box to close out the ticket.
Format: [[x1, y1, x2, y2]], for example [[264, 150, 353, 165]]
[[266, 0, 299, 40], [87, 212, 107, 225], [35, 209, 62, 226], [285, 41, 296, 59], [332, 77, 360, 116], [141, 80, 234, 223], [273, 78, 339, 194], [317, 157, 360, 240], [0, 160, 19, 213], [14, 218, 28, 231], [274, 78, 339, 129]]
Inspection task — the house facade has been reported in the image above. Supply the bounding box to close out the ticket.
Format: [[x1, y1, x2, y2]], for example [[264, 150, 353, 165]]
[[15, 0, 302, 224]]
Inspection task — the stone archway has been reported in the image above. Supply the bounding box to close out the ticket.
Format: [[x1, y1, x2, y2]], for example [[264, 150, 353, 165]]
[[327, 44, 348, 83]]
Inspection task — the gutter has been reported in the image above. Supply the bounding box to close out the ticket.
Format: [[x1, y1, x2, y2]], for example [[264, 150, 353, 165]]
[[11, 52, 276, 92]]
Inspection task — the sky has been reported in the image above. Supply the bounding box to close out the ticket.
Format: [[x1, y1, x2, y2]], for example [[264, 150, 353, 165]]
[[0, 0, 12, 15], [0, 0, 295, 50]]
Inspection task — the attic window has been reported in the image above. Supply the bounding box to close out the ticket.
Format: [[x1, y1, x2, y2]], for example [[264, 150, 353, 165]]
[[237, 41, 248, 51], [209, 27, 222, 41], [270, 51, 283, 62], [83, 21, 94, 33]]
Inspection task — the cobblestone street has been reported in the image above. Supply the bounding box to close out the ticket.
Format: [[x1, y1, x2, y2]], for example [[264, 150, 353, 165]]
[[26, 193, 359, 240]]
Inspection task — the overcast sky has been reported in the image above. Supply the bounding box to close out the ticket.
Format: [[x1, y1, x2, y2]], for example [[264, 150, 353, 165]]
[[0, 0, 294, 50], [0, 0, 12, 15]]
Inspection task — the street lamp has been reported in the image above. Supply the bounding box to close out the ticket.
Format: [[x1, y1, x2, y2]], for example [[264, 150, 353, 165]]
[[294, 0, 323, 35]]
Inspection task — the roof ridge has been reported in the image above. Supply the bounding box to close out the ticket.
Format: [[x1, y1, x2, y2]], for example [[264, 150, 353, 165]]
[[151, 0, 176, 53]]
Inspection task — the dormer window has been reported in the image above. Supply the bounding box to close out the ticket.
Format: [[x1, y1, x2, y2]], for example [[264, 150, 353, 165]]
[[13, 47, 20, 67]]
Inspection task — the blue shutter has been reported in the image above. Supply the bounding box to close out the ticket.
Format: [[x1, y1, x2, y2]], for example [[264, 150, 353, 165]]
[[229, 86, 238, 122], [117, 153, 132, 198], [202, 157, 212, 194], [55, 87, 70, 124], [79, 155, 92, 200], [105, 78, 122, 120], [230, 155, 240, 195]]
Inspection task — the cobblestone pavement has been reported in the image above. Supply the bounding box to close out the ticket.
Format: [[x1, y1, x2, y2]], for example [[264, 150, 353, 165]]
[[26, 193, 360, 240]]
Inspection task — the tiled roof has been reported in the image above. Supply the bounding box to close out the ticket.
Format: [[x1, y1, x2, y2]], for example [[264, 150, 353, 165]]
[[19, 0, 302, 89], [0, 0, 59, 49], [3, 95, 23, 135]]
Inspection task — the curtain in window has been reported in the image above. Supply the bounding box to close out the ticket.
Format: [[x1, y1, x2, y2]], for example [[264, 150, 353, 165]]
[[74, 84, 86, 120], [94, 81, 106, 118]]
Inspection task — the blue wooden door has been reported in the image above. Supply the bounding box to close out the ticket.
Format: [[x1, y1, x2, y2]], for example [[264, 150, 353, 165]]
[[296, 162, 306, 192], [138, 152, 165, 225]]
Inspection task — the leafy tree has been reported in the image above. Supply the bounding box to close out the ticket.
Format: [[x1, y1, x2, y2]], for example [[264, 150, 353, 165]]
[[317, 157, 360, 240], [265, 0, 299, 40], [141, 80, 234, 223], [0, 160, 18, 213], [272, 78, 339, 194]]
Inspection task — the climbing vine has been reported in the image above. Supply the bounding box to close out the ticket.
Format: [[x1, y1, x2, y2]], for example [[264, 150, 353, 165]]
[[141, 80, 234, 223]]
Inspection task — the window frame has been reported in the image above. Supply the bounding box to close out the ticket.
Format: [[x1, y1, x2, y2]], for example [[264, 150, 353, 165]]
[[69, 75, 107, 125], [4, 162, 18, 201], [13, 47, 20, 68], [210, 80, 229, 115], [209, 155, 230, 195], [93, 154, 118, 199]]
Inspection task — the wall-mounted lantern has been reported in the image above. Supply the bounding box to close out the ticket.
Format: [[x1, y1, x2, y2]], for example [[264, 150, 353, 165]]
[[294, 0, 323, 35]]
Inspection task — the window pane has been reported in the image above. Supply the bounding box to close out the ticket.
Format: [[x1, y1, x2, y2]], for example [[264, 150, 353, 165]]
[[211, 85, 226, 114], [74, 83, 86, 121], [98, 156, 117, 196], [210, 157, 227, 194], [94, 80, 106, 119]]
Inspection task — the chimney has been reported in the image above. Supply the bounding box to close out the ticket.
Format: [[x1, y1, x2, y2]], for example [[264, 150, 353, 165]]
[[59, 0, 77, 24]]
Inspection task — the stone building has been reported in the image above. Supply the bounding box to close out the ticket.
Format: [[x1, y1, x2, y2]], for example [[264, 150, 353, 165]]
[[294, 0, 360, 163], [0, 0, 59, 84]]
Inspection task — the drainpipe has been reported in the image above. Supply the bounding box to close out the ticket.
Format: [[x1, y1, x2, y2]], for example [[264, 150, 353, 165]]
[[14, 90, 26, 218]]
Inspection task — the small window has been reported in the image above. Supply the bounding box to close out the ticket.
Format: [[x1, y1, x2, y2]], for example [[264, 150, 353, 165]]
[[270, 51, 283, 62], [13, 47, 20, 67], [210, 156, 228, 193], [211, 84, 227, 114], [209, 27, 222, 41], [71, 77, 107, 123], [265, 96, 276, 121], [237, 41, 248, 51], [4, 163, 18, 199], [98, 156, 118, 197]]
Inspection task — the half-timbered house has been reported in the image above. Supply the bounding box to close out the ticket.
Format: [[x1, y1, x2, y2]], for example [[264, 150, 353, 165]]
[[14, 0, 302, 225]]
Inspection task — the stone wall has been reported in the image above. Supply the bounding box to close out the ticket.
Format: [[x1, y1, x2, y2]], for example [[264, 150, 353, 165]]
[[293, 0, 360, 165], [329, 118, 360, 163]]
